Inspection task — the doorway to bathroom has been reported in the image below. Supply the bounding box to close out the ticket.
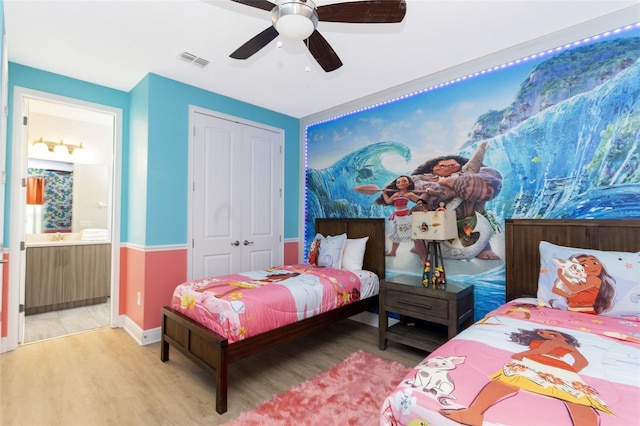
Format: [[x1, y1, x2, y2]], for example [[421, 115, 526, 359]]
[[9, 87, 122, 346]]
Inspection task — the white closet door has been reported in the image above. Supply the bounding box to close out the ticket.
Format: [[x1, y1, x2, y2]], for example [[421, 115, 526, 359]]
[[191, 111, 282, 279], [240, 124, 282, 270]]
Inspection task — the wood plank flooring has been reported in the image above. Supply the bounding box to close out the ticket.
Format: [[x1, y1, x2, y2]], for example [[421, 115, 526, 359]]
[[1, 319, 426, 425]]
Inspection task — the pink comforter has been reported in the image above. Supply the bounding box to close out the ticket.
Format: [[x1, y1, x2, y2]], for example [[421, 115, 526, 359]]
[[381, 299, 640, 426], [171, 264, 362, 343]]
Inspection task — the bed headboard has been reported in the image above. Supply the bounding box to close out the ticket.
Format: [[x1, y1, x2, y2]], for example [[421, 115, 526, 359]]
[[505, 218, 640, 301], [315, 218, 386, 279]]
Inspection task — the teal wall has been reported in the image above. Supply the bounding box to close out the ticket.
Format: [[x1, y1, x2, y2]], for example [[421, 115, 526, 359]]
[[137, 73, 300, 246], [5, 65, 301, 247], [127, 75, 150, 244], [143, 73, 300, 246]]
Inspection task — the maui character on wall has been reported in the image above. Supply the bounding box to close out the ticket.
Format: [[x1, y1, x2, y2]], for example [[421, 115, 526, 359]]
[[411, 142, 503, 261]]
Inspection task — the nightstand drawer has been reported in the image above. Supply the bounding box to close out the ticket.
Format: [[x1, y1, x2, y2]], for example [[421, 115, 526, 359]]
[[379, 275, 474, 353], [385, 291, 448, 320]]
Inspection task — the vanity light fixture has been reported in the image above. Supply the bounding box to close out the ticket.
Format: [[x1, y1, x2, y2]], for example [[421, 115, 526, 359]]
[[32, 137, 85, 156], [32, 138, 49, 155], [53, 140, 69, 156]]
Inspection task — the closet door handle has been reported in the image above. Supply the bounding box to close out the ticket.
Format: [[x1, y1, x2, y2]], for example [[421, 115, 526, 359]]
[[231, 241, 240, 246], [243, 240, 254, 246]]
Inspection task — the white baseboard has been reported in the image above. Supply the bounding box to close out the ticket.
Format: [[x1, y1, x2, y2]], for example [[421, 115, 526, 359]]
[[122, 315, 161, 345], [0, 337, 11, 354]]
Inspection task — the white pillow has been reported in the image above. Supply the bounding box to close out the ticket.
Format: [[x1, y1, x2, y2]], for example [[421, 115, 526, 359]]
[[341, 237, 369, 270], [316, 233, 347, 268]]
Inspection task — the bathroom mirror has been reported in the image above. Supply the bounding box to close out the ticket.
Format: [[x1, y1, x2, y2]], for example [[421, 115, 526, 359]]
[[26, 159, 110, 235]]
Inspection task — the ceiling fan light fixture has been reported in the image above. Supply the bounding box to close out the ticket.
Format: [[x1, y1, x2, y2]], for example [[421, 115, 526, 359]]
[[273, 0, 318, 41]]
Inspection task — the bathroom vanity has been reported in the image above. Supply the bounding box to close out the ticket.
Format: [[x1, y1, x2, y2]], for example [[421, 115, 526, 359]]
[[25, 234, 110, 315]]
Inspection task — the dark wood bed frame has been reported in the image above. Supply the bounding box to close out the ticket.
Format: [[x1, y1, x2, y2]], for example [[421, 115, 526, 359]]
[[160, 218, 386, 414], [505, 218, 640, 301]]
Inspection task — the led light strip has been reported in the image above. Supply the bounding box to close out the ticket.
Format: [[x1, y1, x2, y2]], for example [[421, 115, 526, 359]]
[[307, 22, 640, 128]]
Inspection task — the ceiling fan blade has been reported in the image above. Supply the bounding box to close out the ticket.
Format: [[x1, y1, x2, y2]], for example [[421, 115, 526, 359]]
[[229, 0, 275, 12], [307, 30, 343, 72], [317, 0, 406, 23], [230, 26, 279, 60]]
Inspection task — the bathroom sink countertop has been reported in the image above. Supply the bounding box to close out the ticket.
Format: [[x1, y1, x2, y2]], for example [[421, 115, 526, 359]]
[[25, 232, 111, 247]]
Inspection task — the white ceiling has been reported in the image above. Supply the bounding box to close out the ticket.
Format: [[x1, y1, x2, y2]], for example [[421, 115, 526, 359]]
[[5, 1, 640, 119]]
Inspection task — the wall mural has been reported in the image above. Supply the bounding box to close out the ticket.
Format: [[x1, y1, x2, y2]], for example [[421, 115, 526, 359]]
[[305, 27, 640, 319]]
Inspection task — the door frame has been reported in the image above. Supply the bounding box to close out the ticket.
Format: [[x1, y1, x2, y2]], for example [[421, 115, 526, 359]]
[[0, 34, 8, 341], [187, 105, 284, 280], [3, 87, 122, 352]]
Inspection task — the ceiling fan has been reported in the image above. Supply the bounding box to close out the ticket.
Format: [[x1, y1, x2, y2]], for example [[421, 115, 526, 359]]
[[228, 0, 407, 72]]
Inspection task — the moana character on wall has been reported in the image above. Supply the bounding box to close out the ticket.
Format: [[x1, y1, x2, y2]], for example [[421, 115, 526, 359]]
[[375, 175, 422, 256]]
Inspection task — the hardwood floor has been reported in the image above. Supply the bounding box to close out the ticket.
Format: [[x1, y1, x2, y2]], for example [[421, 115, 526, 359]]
[[1, 319, 426, 425]]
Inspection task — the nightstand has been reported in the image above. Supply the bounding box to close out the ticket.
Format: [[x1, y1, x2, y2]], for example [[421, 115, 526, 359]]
[[379, 274, 474, 353]]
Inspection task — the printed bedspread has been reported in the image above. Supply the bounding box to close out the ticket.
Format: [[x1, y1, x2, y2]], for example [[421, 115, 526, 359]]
[[381, 298, 640, 426], [171, 264, 374, 344]]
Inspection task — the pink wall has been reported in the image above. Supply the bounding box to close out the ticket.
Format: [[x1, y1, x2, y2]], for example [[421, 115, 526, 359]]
[[120, 246, 187, 330], [283, 240, 299, 265], [120, 247, 145, 326], [143, 249, 187, 329]]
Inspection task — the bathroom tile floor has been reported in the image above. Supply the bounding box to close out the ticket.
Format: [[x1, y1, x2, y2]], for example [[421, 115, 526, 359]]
[[24, 301, 110, 343]]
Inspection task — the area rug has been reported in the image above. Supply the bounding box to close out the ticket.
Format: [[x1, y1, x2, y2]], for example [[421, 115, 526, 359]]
[[223, 350, 410, 426]]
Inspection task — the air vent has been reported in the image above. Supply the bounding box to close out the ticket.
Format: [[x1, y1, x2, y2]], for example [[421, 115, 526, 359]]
[[179, 52, 210, 68], [193, 57, 210, 68]]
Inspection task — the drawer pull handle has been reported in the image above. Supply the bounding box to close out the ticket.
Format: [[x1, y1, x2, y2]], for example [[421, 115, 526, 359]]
[[399, 300, 432, 310]]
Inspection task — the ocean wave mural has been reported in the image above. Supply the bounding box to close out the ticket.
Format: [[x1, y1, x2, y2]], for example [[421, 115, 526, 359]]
[[306, 28, 640, 318]]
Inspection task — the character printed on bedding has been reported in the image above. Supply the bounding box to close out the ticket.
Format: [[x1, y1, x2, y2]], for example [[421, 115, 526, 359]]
[[551, 253, 616, 315], [440, 328, 612, 426], [270, 273, 325, 320], [478, 302, 539, 322], [405, 356, 466, 405], [192, 271, 301, 298]]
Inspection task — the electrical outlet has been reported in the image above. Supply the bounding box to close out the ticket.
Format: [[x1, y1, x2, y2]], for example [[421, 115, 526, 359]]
[[137, 292, 142, 306]]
